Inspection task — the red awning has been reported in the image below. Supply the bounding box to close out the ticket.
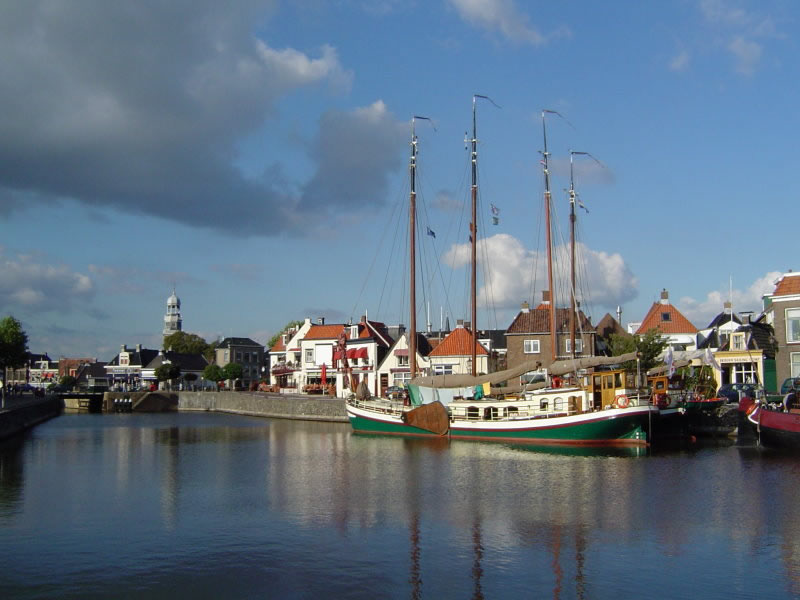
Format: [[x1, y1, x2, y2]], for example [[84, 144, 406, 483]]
[[394, 349, 409, 357], [348, 347, 368, 359], [333, 350, 344, 361]]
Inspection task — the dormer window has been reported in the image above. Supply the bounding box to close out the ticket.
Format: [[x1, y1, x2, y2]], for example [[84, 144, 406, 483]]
[[661, 312, 672, 322], [732, 333, 745, 351]]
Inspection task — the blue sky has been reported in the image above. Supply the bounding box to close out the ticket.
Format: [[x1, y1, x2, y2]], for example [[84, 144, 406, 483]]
[[1, 0, 795, 360]]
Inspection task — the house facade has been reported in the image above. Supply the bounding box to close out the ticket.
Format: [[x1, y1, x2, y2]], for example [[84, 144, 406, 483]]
[[505, 297, 596, 375], [427, 321, 489, 376], [215, 337, 265, 389], [376, 332, 433, 392], [142, 351, 210, 390], [762, 271, 800, 385], [269, 318, 313, 390], [105, 344, 160, 390]]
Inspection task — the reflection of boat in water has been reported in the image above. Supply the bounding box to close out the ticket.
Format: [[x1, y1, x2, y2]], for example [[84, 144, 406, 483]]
[[346, 104, 656, 447]]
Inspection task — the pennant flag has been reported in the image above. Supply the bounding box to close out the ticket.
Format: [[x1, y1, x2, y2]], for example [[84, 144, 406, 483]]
[[426, 227, 436, 238], [492, 216, 499, 225], [703, 348, 721, 370], [490, 203, 500, 216], [665, 345, 675, 377]]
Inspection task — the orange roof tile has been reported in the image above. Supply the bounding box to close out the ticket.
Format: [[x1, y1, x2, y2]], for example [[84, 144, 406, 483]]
[[773, 273, 800, 296], [270, 337, 286, 352], [429, 327, 488, 357], [304, 324, 346, 340], [635, 302, 697, 335]]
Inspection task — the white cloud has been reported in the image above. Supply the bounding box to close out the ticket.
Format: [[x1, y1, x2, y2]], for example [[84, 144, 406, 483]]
[[447, 0, 567, 45], [669, 50, 690, 72], [678, 270, 781, 328], [442, 233, 638, 314], [0, 251, 94, 312], [727, 36, 762, 76]]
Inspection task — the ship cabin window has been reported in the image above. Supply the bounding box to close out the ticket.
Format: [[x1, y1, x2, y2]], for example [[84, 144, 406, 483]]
[[467, 406, 479, 420], [655, 380, 666, 391], [507, 406, 518, 418], [483, 406, 498, 420], [540, 400, 549, 411]]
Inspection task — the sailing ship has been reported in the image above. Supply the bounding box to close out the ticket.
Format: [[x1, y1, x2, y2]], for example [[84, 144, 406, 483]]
[[345, 102, 656, 446]]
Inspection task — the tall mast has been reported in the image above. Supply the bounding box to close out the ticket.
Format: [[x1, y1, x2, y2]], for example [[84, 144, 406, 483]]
[[541, 110, 557, 363], [569, 152, 577, 359], [467, 95, 499, 377], [470, 97, 478, 377], [409, 116, 433, 379]]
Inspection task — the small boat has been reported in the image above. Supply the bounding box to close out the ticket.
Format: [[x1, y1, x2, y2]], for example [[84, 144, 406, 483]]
[[743, 392, 800, 448], [346, 104, 656, 447]]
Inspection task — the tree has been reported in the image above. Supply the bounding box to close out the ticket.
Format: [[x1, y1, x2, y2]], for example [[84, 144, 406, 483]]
[[0, 316, 29, 403], [59, 375, 77, 390], [163, 331, 210, 355], [267, 320, 304, 349], [203, 364, 225, 387], [155, 363, 181, 389], [609, 328, 668, 373], [223, 362, 243, 382]]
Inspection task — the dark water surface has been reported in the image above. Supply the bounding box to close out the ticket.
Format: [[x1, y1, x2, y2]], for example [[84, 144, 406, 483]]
[[1, 412, 798, 599]]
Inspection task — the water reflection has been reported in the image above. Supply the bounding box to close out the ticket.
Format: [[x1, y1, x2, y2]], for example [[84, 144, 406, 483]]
[[2, 413, 800, 599]]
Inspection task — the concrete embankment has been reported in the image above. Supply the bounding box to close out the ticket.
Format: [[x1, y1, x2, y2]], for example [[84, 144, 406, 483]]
[[178, 391, 348, 422], [0, 396, 62, 441]]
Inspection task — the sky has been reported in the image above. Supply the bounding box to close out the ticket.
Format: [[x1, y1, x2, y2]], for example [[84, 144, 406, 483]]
[[1, 0, 797, 360]]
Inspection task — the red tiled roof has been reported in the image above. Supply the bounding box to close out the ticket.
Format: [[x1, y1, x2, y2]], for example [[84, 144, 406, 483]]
[[506, 306, 594, 334], [304, 324, 346, 340], [270, 337, 286, 352], [635, 302, 697, 335], [429, 327, 488, 357], [773, 273, 800, 296]]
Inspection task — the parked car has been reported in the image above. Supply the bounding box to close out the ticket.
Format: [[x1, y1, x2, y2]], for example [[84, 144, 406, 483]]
[[717, 382, 758, 403]]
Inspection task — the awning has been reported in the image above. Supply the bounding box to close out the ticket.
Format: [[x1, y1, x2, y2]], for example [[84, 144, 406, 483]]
[[348, 348, 368, 359], [394, 349, 409, 357], [271, 365, 295, 375]]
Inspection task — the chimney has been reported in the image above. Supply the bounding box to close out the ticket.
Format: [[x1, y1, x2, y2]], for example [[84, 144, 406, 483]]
[[317, 317, 325, 325], [723, 301, 731, 314], [542, 290, 551, 304], [741, 311, 753, 324], [120, 344, 127, 352], [398, 323, 406, 334], [456, 319, 465, 328], [464, 321, 471, 330], [660, 289, 669, 305], [521, 301, 530, 313], [135, 344, 142, 352]]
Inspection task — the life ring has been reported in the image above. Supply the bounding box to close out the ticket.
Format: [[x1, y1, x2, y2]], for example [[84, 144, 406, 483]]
[[615, 395, 630, 409]]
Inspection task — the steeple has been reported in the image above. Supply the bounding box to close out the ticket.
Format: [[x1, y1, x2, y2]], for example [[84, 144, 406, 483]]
[[163, 287, 182, 339]]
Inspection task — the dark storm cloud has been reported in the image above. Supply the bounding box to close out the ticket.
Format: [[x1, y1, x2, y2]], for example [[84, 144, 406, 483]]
[[0, 1, 401, 237]]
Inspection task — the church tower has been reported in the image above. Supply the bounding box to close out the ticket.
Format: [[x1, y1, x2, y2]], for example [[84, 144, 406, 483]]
[[163, 288, 182, 339]]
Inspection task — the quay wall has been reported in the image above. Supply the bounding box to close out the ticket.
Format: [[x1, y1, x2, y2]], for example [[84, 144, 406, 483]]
[[178, 391, 349, 422], [0, 397, 62, 441]]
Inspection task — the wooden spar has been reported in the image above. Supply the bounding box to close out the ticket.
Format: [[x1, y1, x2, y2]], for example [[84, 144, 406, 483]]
[[408, 116, 433, 379], [569, 151, 577, 360], [470, 97, 478, 377], [409, 119, 418, 378], [541, 110, 557, 363]]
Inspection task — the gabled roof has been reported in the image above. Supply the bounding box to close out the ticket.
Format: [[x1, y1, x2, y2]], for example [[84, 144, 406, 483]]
[[635, 299, 697, 335], [354, 319, 394, 348], [506, 306, 594, 335], [75, 361, 108, 382], [595, 313, 628, 339], [719, 321, 776, 358], [477, 329, 507, 351], [706, 311, 741, 329], [772, 272, 800, 296], [219, 337, 262, 348], [107, 348, 160, 367], [270, 337, 286, 352], [429, 327, 488, 357], [304, 324, 346, 340]]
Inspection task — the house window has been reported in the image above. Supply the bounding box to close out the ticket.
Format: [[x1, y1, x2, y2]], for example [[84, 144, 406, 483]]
[[792, 352, 800, 378], [398, 355, 409, 366], [732, 362, 757, 384], [236, 352, 242, 361], [394, 372, 412, 386], [224, 350, 229, 361], [523, 339, 540, 354], [566, 338, 584, 353], [787, 309, 800, 343], [433, 364, 453, 375], [661, 312, 672, 322], [305, 348, 314, 364], [732, 333, 745, 351]]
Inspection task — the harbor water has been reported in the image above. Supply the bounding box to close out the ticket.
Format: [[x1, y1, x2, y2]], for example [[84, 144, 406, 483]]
[[1, 411, 798, 599]]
